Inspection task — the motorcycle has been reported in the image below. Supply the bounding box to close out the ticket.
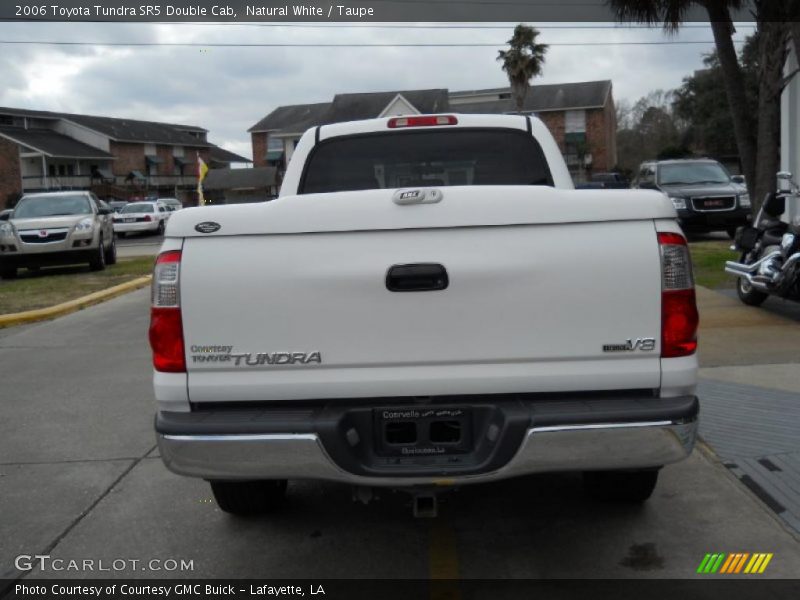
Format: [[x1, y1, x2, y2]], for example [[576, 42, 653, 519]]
[[725, 172, 800, 306]]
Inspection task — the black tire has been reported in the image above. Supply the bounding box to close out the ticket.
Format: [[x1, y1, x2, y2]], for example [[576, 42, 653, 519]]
[[0, 265, 17, 279], [89, 235, 106, 271], [736, 277, 769, 306], [156, 220, 165, 236], [583, 469, 659, 503], [210, 480, 288, 515], [105, 234, 117, 265]]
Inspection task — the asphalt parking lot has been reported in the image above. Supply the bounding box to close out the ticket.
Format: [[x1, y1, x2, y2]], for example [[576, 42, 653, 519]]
[[2, 286, 800, 586], [116, 233, 163, 259]]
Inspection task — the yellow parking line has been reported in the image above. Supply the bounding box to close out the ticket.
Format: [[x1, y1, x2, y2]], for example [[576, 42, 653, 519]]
[[429, 517, 460, 600]]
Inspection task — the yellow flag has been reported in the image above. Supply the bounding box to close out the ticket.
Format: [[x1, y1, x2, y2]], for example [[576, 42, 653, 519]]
[[197, 155, 209, 182], [197, 153, 209, 206]]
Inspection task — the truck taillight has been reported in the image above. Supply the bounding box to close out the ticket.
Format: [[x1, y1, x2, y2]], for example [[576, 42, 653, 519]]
[[658, 232, 698, 358], [149, 250, 185, 372], [387, 115, 458, 128]]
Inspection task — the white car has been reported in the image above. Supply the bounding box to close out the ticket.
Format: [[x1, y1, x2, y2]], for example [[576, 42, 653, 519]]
[[159, 197, 184, 212], [113, 201, 170, 237]]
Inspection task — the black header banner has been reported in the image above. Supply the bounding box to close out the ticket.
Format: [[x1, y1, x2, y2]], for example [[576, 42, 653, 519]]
[[1, 0, 752, 23]]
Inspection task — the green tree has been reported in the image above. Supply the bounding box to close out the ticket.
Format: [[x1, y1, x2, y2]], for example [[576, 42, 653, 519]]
[[497, 25, 549, 113]]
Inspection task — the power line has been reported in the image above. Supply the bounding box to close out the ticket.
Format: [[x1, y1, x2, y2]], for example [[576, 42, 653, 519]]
[[0, 40, 748, 47]]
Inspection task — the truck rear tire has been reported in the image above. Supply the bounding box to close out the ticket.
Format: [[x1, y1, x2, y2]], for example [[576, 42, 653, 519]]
[[583, 469, 659, 503], [210, 480, 288, 515]]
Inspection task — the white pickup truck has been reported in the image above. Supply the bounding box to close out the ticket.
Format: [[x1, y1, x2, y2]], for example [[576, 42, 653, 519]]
[[149, 114, 699, 517]]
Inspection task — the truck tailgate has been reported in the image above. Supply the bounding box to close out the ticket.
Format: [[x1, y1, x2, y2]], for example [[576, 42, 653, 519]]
[[181, 219, 662, 403]]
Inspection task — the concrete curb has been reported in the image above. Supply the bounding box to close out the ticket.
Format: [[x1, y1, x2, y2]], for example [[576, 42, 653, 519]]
[[0, 275, 152, 329]]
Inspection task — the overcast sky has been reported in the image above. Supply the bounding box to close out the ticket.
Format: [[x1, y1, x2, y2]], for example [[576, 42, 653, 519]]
[[0, 21, 754, 159]]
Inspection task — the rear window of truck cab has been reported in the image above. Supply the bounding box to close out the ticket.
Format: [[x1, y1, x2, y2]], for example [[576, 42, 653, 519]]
[[299, 128, 554, 194]]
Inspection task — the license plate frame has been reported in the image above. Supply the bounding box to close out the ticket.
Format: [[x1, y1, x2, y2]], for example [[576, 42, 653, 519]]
[[374, 406, 474, 457]]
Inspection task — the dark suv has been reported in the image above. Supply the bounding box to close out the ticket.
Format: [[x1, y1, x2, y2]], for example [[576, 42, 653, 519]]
[[634, 159, 751, 237]]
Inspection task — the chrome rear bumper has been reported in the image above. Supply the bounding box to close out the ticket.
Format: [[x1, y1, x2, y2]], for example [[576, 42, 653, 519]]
[[157, 417, 697, 487]]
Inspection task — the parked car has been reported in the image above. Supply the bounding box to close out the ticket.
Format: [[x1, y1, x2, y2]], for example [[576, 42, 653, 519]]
[[0, 191, 116, 279], [590, 172, 630, 189], [113, 201, 170, 237], [634, 159, 751, 238], [159, 198, 183, 212]]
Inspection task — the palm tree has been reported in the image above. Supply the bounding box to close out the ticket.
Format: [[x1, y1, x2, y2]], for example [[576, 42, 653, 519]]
[[497, 25, 549, 113]]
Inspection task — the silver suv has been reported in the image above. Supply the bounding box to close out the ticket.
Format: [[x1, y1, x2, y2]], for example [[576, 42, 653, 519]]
[[0, 191, 116, 279]]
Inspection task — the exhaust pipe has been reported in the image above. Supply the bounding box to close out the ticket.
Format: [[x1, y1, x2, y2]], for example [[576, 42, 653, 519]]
[[725, 251, 800, 292], [724, 251, 780, 277]]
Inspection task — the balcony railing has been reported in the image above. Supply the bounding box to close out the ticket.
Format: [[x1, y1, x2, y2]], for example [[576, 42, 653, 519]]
[[21, 174, 199, 191], [21, 175, 92, 190], [144, 175, 198, 187]]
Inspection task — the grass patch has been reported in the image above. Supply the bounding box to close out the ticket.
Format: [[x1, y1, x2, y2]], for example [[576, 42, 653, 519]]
[[0, 257, 153, 314], [689, 240, 739, 289]]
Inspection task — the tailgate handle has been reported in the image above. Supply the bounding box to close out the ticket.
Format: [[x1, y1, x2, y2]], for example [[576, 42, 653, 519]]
[[386, 264, 449, 292]]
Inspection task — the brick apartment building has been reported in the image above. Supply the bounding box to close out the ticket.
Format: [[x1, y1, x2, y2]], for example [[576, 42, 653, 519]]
[[248, 81, 617, 184], [0, 107, 249, 208]]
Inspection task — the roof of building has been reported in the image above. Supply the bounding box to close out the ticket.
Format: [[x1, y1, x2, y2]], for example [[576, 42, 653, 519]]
[[209, 145, 251, 164], [0, 106, 211, 147], [248, 102, 332, 134], [449, 87, 509, 98], [453, 80, 613, 113], [0, 126, 115, 159], [203, 166, 278, 190], [248, 89, 450, 133], [323, 89, 449, 124], [248, 82, 611, 135]]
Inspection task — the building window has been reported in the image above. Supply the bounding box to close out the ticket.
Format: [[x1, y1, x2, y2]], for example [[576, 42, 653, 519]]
[[564, 109, 588, 167]]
